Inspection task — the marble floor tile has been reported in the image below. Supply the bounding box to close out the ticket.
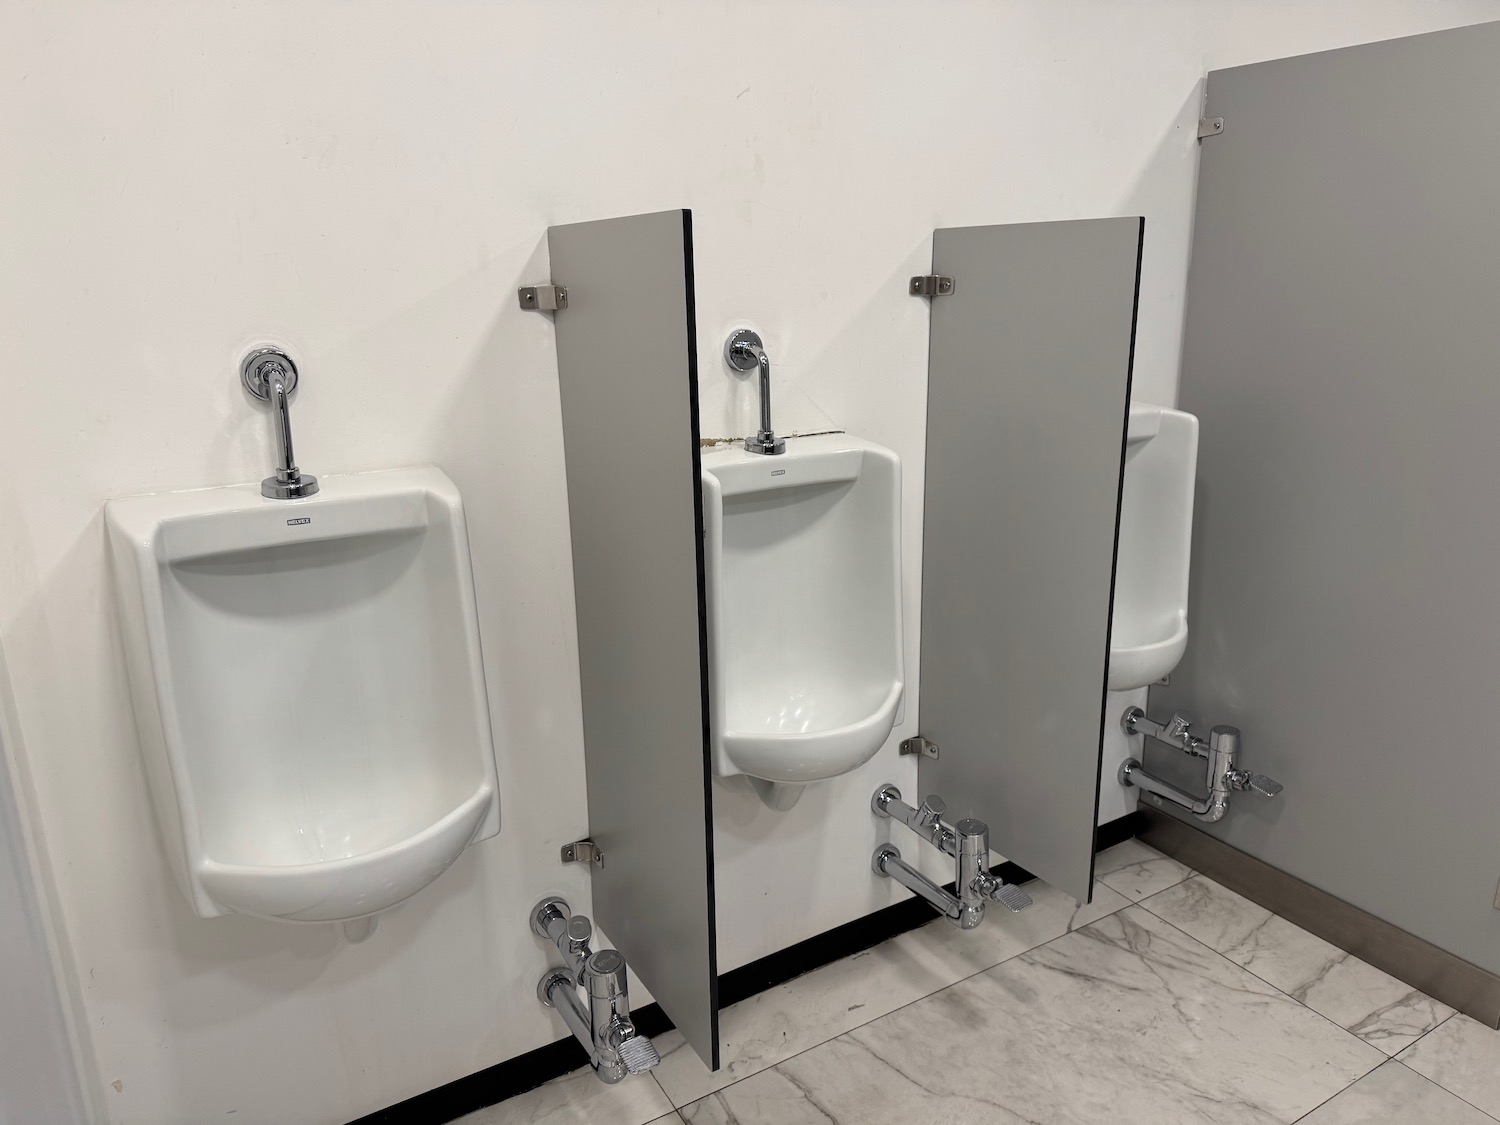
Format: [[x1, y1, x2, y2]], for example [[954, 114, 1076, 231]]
[[645, 1115, 687, 1125], [1295, 1061, 1496, 1124], [1094, 837, 1194, 901], [682, 906, 1382, 1124], [886, 876, 1132, 988], [651, 878, 1130, 1106], [1143, 876, 1453, 1054], [649, 930, 955, 1107], [1398, 1014, 1500, 1118], [454, 1066, 674, 1125]]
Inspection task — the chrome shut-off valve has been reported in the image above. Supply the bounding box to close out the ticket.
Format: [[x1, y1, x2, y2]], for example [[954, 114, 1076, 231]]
[[1119, 708, 1283, 822], [871, 783, 1031, 929]]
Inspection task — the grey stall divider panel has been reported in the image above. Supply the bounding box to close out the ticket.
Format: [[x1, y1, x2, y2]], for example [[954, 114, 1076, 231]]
[[548, 209, 719, 1069], [918, 218, 1141, 904], [1158, 22, 1500, 978]]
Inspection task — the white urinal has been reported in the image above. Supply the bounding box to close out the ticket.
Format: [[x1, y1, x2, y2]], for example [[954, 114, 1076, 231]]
[[106, 467, 499, 922], [1109, 403, 1200, 691], [701, 434, 903, 810]]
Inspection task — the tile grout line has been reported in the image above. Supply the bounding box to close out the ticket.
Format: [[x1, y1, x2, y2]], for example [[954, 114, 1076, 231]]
[[660, 884, 1140, 1112], [1396, 1009, 1454, 1056], [1394, 1013, 1500, 1123], [1132, 875, 1443, 1065], [649, 1072, 677, 1119], [1115, 881, 1397, 1123], [1134, 879, 1384, 1046], [1141, 871, 1461, 1054], [1287, 1065, 1383, 1125], [1287, 1056, 1500, 1125]]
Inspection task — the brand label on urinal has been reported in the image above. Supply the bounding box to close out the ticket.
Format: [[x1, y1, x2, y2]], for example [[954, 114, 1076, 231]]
[[287, 517, 311, 526]]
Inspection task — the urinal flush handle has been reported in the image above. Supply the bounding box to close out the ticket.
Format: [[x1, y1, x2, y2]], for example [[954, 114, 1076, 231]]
[[1227, 769, 1283, 798], [1249, 775, 1284, 798], [972, 872, 1033, 913]]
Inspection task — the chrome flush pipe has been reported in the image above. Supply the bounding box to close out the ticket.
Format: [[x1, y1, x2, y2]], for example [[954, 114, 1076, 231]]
[[1118, 759, 1220, 820], [723, 328, 786, 455], [239, 346, 319, 499], [873, 844, 969, 923], [530, 897, 660, 1085], [268, 371, 300, 489]]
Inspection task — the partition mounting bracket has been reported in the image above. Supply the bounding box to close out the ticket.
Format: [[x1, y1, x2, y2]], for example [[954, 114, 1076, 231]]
[[519, 284, 569, 311], [1197, 117, 1224, 139], [909, 275, 955, 297], [900, 735, 940, 760], [561, 838, 604, 867]]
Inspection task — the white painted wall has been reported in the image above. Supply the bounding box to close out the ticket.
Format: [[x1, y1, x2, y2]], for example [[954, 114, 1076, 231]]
[[0, 646, 89, 1125], [3, 4, 1496, 1122]]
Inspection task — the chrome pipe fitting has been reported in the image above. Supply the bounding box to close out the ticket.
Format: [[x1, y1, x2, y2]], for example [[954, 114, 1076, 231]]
[[724, 328, 786, 455], [529, 897, 660, 1084], [240, 346, 319, 499], [1120, 708, 1282, 822], [871, 784, 1030, 929]]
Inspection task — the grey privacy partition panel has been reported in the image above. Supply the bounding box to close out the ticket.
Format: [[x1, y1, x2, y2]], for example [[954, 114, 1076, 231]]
[[1157, 21, 1500, 981], [918, 218, 1141, 904], [548, 209, 719, 1068]]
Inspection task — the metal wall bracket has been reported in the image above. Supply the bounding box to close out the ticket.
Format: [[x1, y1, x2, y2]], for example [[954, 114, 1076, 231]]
[[519, 284, 569, 311], [909, 275, 955, 298], [1197, 117, 1224, 139], [561, 838, 604, 867], [900, 736, 940, 760]]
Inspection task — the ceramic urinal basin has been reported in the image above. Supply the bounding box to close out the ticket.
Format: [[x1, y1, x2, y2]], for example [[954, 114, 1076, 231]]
[[1109, 403, 1200, 691], [701, 434, 903, 810], [106, 467, 499, 922]]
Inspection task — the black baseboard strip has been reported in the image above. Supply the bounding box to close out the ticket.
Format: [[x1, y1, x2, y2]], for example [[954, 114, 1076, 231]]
[[1138, 807, 1500, 1029], [350, 811, 1143, 1124]]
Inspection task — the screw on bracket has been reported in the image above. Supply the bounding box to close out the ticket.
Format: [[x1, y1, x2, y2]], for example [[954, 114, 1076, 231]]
[[900, 736, 939, 760], [909, 275, 955, 298], [561, 838, 604, 867], [519, 284, 569, 311]]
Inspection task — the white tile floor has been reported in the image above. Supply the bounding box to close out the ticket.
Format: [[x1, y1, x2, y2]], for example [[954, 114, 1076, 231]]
[[461, 842, 1500, 1124]]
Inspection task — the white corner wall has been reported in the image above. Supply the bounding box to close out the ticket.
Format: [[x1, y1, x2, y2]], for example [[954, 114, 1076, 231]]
[[3, 4, 1497, 1122], [0, 645, 89, 1125]]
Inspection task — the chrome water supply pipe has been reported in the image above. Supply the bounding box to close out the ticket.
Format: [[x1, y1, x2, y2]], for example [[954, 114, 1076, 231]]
[[1119, 707, 1282, 822]]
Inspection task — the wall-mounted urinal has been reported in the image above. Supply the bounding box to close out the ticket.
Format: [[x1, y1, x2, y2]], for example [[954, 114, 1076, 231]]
[[1108, 402, 1200, 690], [106, 467, 499, 923], [701, 434, 904, 810]]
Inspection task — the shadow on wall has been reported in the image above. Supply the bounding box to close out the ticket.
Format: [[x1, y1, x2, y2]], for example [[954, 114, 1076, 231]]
[[1119, 81, 1205, 406], [0, 639, 90, 1123]]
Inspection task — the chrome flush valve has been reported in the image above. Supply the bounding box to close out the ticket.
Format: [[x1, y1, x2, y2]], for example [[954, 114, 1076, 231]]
[[870, 783, 1031, 930], [530, 896, 660, 1085], [1120, 709, 1283, 822]]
